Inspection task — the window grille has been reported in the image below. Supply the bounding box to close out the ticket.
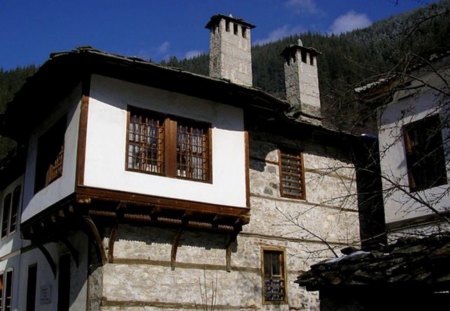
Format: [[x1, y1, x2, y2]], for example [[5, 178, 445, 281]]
[[128, 111, 165, 174], [127, 107, 211, 182], [177, 123, 209, 181], [263, 250, 286, 303]]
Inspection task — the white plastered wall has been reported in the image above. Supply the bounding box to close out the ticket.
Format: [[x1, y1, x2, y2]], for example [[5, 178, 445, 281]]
[[21, 84, 82, 223], [83, 75, 247, 208]]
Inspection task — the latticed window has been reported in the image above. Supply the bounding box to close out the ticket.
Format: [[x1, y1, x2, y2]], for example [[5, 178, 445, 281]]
[[279, 149, 305, 199], [403, 115, 447, 192], [177, 122, 209, 181], [127, 109, 165, 174], [127, 107, 211, 182], [262, 249, 286, 303]]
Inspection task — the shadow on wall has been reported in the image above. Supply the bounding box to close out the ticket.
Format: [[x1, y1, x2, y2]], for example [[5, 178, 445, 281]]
[[112, 224, 237, 257]]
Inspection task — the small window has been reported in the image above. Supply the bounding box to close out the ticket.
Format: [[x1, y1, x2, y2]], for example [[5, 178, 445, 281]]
[[262, 249, 286, 303], [403, 115, 447, 192], [242, 26, 247, 38], [279, 149, 305, 199], [225, 20, 230, 32], [1, 194, 11, 238], [233, 23, 238, 35], [9, 186, 21, 234], [1, 185, 21, 239], [35, 116, 66, 193], [127, 107, 211, 182], [0, 270, 14, 311]]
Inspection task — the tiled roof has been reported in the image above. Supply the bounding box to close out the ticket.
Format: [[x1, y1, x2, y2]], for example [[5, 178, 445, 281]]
[[297, 234, 450, 291]]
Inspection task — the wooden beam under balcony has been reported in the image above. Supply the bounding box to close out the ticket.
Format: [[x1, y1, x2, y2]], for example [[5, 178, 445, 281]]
[[75, 186, 250, 234]]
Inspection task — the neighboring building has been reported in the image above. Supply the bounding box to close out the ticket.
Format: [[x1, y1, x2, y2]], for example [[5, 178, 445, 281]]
[[296, 53, 450, 310], [357, 52, 450, 240], [0, 15, 367, 310]]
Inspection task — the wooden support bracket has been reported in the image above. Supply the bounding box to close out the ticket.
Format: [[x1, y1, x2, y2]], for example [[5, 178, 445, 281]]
[[82, 215, 107, 265], [108, 225, 118, 263], [60, 237, 80, 267], [225, 232, 238, 273], [171, 228, 183, 271], [35, 243, 57, 278]]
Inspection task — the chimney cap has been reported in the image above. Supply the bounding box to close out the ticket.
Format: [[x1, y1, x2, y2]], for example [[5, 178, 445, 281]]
[[205, 14, 255, 30], [281, 42, 321, 59]]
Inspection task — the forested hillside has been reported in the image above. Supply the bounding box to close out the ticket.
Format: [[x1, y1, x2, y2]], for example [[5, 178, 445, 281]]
[[0, 66, 37, 159], [1, 0, 449, 159]]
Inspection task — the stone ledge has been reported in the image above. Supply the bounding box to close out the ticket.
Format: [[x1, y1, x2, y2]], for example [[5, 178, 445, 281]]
[[250, 193, 359, 213], [101, 298, 259, 310]]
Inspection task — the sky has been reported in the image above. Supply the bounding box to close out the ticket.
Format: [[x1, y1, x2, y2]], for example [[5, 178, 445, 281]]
[[0, 0, 438, 70]]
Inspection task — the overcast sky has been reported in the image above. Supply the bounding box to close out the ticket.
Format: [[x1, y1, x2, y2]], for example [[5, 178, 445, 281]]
[[0, 0, 437, 70]]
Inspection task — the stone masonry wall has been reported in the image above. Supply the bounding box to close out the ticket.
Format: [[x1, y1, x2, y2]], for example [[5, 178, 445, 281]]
[[99, 129, 360, 310]]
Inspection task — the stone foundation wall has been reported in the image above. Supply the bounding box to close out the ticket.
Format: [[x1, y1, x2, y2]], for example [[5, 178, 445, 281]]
[[101, 225, 322, 310]]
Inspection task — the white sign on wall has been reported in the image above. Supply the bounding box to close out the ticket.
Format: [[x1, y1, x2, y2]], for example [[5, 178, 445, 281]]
[[40, 284, 52, 304]]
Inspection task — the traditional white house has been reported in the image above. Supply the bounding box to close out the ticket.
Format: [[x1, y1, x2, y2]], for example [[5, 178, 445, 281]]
[[0, 15, 368, 310], [356, 52, 450, 240], [295, 52, 450, 310]]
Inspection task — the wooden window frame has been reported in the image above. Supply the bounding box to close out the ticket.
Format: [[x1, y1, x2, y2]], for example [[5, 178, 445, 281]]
[[127, 107, 166, 175], [126, 106, 212, 183], [403, 115, 447, 192], [279, 149, 306, 200], [261, 247, 288, 304]]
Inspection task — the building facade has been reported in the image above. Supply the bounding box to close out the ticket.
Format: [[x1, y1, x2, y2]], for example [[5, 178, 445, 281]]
[[358, 53, 450, 240], [0, 15, 366, 310]]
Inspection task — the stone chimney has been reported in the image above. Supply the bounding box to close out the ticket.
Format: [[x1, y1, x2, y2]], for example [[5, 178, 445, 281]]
[[205, 14, 255, 87], [281, 39, 322, 124]]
